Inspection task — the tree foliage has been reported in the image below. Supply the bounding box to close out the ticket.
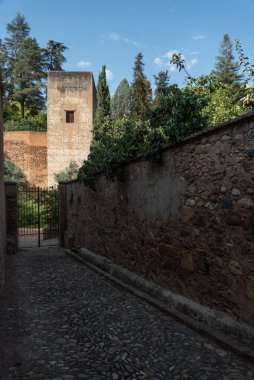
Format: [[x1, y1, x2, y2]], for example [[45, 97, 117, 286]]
[[4, 156, 26, 185], [10, 37, 44, 117], [43, 40, 68, 71], [154, 70, 170, 102], [130, 53, 152, 120], [4, 112, 47, 131], [0, 13, 68, 122], [93, 65, 111, 137], [111, 79, 130, 119], [236, 39, 254, 108], [215, 34, 243, 105], [54, 160, 79, 182], [170, 46, 245, 127], [78, 84, 207, 188], [215, 34, 243, 86], [78, 37, 251, 190]]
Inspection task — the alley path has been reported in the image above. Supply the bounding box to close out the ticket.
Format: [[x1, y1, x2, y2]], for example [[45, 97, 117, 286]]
[[0, 248, 254, 380]]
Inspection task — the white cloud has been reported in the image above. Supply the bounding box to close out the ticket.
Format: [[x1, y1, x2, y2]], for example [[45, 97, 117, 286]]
[[106, 69, 113, 81], [154, 57, 163, 66], [109, 32, 141, 47], [190, 58, 198, 65], [77, 61, 91, 67], [109, 33, 120, 41], [154, 49, 199, 72], [186, 57, 199, 70], [193, 35, 206, 40], [167, 63, 177, 72]]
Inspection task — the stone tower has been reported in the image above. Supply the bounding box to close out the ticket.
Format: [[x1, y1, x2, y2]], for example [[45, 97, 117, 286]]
[[47, 71, 96, 186]]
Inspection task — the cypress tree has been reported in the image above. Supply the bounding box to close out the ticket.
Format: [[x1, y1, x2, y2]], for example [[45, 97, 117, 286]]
[[130, 53, 152, 120], [111, 79, 130, 119], [93, 65, 111, 137]]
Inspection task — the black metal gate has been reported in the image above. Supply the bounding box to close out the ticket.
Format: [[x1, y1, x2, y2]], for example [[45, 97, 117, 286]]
[[18, 186, 59, 248]]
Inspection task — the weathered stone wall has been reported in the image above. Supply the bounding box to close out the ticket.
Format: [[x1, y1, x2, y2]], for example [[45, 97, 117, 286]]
[[62, 113, 254, 325], [47, 71, 96, 187], [5, 182, 17, 254], [0, 80, 5, 290], [4, 131, 47, 187]]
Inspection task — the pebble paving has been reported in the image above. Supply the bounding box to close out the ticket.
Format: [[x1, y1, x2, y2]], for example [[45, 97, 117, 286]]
[[0, 247, 254, 380]]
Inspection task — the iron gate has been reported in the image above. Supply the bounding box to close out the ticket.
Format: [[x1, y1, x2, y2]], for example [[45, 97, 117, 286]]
[[18, 186, 59, 248]]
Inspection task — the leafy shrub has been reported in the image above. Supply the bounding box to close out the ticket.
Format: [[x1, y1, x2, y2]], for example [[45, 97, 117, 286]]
[[18, 198, 42, 227], [4, 157, 26, 185], [18, 188, 58, 228], [54, 160, 79, 183], [4, 112, 47, 131], [78, 86, 207, 190]]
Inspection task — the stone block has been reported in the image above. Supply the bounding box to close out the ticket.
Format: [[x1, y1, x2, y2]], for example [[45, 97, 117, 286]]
[[246, 274, 254, 301], [226, 212, 242, 226], [180, 206, 194, 224], [229, 261, 242, 275], [237, 198, 254, 209], [181, 252, 194, 272], [221, 196, 233, 209]]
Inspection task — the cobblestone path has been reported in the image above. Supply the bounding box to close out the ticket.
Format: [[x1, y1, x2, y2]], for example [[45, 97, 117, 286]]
[[0, 247, 254, 380]]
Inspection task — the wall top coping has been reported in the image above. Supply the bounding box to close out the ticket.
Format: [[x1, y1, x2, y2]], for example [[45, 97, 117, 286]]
[[4, 131, 47, 135], [48, 71, 94, 78]]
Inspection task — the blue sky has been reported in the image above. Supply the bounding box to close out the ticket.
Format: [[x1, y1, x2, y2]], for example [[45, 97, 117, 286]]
[[1, 0, 254, 94]]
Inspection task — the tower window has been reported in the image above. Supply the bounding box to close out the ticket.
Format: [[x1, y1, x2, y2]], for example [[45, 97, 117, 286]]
[[66, 111, 74, 123]]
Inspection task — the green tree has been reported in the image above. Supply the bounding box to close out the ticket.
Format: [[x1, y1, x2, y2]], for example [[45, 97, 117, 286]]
[[236, 39, 254, 108], [171, 51, 245, 126], [215, 34, 243, 85], [152, 84, 208, 141], [5, 12, 30, 51], [11, 37, 44, 117], [154, 70, 170, 104], [0, 13, 30, 101], [43, 40, 68, 71], [215, 34, 243, 104], [1, 13, 45, 118], [130, 53, 152, 120], [93, 65, 111, 137], [54, 160, 79, 182], [111, 79, 130, 119], [78, 117, 149, 188]]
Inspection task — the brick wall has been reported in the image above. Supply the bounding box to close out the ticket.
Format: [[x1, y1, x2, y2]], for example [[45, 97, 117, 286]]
[[61, 113, 254, 325], [4, 131, 47, 187]]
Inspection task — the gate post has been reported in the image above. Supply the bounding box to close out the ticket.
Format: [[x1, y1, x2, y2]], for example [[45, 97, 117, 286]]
[[5, 182, 18, 254], [58, 182, 68, 247]]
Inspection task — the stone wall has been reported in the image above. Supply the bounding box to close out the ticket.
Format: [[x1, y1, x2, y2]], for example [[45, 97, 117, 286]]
[[47, 71, 96, 187], [61, 113, 254, 325], [4, 131, 47, 187], [0, 79, 5, 290], [5, 182, 17, 254]]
